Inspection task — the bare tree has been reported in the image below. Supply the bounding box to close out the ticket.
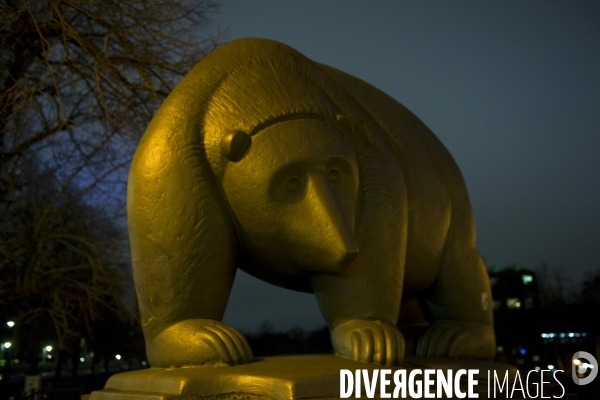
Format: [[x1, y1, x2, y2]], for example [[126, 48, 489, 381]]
[[580, 269, 600, 307], [0, 0, 223, 353], [535, 262, 576, 306]]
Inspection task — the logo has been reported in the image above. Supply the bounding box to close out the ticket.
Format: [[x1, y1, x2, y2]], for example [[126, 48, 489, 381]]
[[572, 351, 598, 385]]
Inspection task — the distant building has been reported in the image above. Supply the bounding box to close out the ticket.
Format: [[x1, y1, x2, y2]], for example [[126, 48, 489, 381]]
[[488, 265, 594, 381], [488, 265, 541, 312]]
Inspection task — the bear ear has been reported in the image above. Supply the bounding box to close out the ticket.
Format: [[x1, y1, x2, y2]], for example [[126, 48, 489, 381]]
[[336, 114, 354, 135], [220, 130, 252, 162]]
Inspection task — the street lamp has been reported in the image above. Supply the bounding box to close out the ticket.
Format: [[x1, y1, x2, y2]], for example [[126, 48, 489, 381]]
[[43, 345, 53, 361]]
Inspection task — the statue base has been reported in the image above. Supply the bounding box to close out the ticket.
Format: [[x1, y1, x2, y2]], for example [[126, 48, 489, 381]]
[[87, 355, 548, 400]]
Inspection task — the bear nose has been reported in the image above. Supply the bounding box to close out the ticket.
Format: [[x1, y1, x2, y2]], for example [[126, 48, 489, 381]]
[[340, 245, 359, 266], [305, 175, 359, 271]]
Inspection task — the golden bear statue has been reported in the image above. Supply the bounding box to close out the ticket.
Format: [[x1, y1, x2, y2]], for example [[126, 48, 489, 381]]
[[127, 38, 495, 368]]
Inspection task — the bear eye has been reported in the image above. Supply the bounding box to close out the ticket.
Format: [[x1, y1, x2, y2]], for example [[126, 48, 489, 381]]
[[327, 168, 341, 184], [285, 177, 302, 194]]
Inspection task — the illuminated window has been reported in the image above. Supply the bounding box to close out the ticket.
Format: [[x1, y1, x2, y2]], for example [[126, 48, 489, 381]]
[[507, 298, 521, 309], [522, 274, 533, 285]]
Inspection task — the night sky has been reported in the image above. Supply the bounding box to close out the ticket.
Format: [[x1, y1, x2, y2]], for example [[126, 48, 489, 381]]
[[215, 1, 600, 333]]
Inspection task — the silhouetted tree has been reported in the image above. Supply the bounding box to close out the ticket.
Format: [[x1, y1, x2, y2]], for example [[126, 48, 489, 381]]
[[579, 269, 600, 307], [0, 0, 223, 383], [245, 324, 333, 357], [535, 262, 576, 306]]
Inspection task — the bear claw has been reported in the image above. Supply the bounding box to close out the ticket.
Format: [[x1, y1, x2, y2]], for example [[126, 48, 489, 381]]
[[332, 319, 405, 366], [147, 319, 254, 367], [416, 321, 495, 359]]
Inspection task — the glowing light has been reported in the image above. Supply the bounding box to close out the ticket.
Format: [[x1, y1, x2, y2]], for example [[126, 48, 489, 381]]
[[6, 321, 14, 328], [3, 342, 11, 349], [115, 354, 122, 360], [45, 346, 52, 352], [507, 298, 521, 309], [80, 357, 85, 362], [548, 365, 555, 370], [573, 359, 581, 365], [578, 364, 589, 374], [519, 348, 526, 355], [568, 333, 574, 338], [46, 355, 51, 359], [522, 274, 533, 285]]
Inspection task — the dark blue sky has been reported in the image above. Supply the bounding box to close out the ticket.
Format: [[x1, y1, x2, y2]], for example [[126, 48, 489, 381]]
[[216, 1, 600, 332]]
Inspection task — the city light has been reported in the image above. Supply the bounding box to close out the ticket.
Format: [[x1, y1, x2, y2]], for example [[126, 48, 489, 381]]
[[542, 332, 586, 339], [6, 321, 14, 328], [3, 342, 11, 349], [507, 298, 521, 309], [115, 354, 122, 360], [574, 359, 581, 365], [45, 346, 52, 352], [548, 365, 555, 370], [80, 357, 85, 363]]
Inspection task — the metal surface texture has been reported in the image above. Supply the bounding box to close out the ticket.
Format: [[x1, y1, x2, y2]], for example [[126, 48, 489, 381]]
[[127, 38, 495, 369], [90, 355, 519, 400]]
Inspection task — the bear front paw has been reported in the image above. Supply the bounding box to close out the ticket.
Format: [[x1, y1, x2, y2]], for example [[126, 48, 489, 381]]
[[147, 319, 254, 367], [332, 319, 405, 366], [416, 321, 495, 359]]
